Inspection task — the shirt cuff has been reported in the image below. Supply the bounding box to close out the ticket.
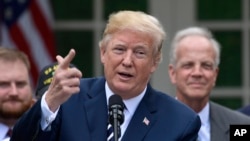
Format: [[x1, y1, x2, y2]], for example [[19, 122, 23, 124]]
[[40, 91, 59, 130]]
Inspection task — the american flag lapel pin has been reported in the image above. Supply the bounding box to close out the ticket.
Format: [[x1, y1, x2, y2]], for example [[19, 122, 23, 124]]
[[143, 117, 150, 126]]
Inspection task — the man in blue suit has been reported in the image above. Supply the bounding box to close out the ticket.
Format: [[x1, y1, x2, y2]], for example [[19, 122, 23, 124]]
[[11, 10, 201, 141]]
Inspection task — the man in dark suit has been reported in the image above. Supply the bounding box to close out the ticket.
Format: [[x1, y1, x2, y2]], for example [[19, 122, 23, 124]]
[[11, 10, 201, 141], [168, 26, 250, 141], [0, 48, 36, 141]]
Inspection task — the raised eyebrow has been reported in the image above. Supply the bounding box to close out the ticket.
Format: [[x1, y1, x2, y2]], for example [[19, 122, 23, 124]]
[[134, 45, 149, 52], [114, 44, 128, 49], [112, 40, 126, 46], [135, 43, 149, 48]]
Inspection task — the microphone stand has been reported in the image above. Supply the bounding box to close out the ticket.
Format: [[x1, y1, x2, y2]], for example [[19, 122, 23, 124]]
[[108, 95, 124, 141], [113, 107, 121, 141]]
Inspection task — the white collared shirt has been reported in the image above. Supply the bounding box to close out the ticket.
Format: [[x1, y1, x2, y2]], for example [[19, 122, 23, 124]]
[[0, 123, 11, 141], [197, 102, 210, 141], [105, 82, 146, 139]]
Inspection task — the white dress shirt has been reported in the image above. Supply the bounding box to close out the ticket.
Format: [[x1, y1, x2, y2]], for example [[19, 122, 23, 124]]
[[2, 137, 10, 141], [197, 102, 210, 141], [0, 123, 11, 141], [105, 82, 145, 139]]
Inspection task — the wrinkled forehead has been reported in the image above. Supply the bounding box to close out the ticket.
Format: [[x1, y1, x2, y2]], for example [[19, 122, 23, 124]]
[[176, 44, 216, 64]]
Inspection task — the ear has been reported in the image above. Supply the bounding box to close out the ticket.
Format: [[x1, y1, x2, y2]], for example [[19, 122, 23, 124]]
[[213, 67, 219, 87], [150, 54, 161, 73], [168, 64, 177, 84], [150, 62, 158, 73], [100, 46, 106, 64]]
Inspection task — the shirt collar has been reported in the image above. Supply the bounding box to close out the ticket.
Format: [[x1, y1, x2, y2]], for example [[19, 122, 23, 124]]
[[105, 81, 146, 114], [198, 102, 210, 126], [0, 123, 10, 140]]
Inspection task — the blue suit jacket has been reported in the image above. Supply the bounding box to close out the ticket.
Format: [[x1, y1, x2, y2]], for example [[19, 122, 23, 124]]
[[238, 105, 250, 116], [11, 77, 201, 141]]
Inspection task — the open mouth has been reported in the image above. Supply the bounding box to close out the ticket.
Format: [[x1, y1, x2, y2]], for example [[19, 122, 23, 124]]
[[118, 72, 133, 78]]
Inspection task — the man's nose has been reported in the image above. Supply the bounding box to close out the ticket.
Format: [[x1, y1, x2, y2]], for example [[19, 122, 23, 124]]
[[9, 83, 18, 96], [122, 52, 133, 67]]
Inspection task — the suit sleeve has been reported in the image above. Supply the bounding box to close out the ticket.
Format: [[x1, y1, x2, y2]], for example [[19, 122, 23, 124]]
[[10, 99, 55, 141], [181, 114, 201, 141]]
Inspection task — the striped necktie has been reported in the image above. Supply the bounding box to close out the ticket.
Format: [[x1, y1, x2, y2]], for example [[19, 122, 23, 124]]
[[107, 123, 114, 141]]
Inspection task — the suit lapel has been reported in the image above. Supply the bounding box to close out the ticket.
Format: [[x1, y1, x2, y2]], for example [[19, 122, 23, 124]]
[[122, 85, 156, 141], [84, 78, 108, 141], [210, 102, 229, 141]]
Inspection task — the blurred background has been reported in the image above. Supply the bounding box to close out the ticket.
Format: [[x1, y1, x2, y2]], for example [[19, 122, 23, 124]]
[[1, 0, 249, 109]]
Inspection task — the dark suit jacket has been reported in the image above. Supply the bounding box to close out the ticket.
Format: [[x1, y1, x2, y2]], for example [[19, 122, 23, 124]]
[[11, 77, 201, 141], [238, 105, 250, 116], [210, 102, 250, 141]]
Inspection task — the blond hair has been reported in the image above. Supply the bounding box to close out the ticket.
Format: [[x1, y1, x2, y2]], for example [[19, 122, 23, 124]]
[[99, 10, 166, 64]]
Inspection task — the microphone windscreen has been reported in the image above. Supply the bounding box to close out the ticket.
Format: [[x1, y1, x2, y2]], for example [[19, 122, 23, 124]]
[[108, 95, 124, 109]]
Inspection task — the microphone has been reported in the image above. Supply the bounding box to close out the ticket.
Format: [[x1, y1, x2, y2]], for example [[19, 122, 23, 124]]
[[108, 94, 125, 141]]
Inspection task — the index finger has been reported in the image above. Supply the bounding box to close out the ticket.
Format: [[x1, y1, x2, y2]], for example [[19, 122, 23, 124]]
[[57, 49, 76, 69]]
